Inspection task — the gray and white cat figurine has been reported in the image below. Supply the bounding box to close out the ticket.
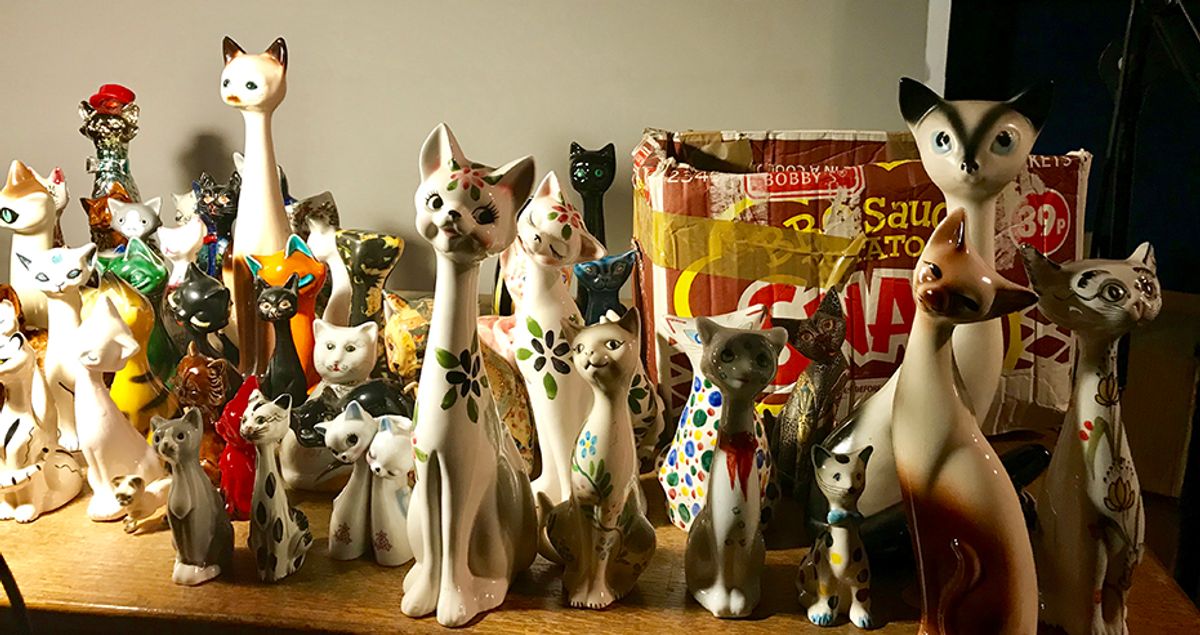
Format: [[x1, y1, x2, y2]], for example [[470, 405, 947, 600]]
[[152, 409, 234, 586], [109, 197, 163, 243]]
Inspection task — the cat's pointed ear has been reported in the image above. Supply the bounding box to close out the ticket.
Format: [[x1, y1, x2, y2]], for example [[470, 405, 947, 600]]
[[621, 249, 638, 267], [811, 444, 834, 470], [358, 320, 379, 343], [534, 171, 561, 201], [285, 234, 313, 258], [273, 393, 293, 411], [899, 77, 945, 127], [601, 143, 616, 159], [228, 170, 242, 189], [984, 275, 1039, 320], [1018, 243, 1061, 289], [343, 400, 365, 421], [313, 318, 328, 340], [569, 142, 585, 158], [114, 331, 140, 361], [616, 307, 640, 336], [196, 172, 215, 190], [818, 289, 842, 315], [578, 230, 606, 262], [491, 155, 537, 206], [81, 242, 99, 271], [108, 199, 129, 215], [284, 272, 300, 294], [419, 123, 465, 180], [856, 445, 874, 467], [244, 254, 263, 278], [695, 317, 719, 345], [764, 326, 789, 356], [382, 292, 398, 322], [1129, 242, 1156, 273], [1006, 81, 1054, 134], [150, 416, 168, 435], [266, 37, 288, 71], [929, 208, 968, 253], [183, 408, 204, 430], [232, 152, 245, 174], [145, 197, 162, 215], [222, 36, 245, 65]]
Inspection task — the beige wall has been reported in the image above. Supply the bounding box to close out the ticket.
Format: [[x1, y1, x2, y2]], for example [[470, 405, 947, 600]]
[[0, 0, 930, 289]]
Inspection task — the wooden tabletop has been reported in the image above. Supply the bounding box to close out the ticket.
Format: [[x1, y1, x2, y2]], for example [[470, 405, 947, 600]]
[[1, 477, 1198, 634]]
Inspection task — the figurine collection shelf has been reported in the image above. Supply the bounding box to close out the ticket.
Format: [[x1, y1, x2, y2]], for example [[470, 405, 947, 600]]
[[1, 475, 1197, 633]]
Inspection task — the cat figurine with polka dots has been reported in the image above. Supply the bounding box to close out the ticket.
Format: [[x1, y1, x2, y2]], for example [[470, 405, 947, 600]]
[[684, 317, 787, 618], [797, 444, 876, 629]]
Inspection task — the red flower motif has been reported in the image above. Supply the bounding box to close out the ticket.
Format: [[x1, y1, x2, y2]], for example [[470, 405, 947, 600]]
[[450, 167, 485, 191], [89, 84, 136, 115], [550, 203, 582, 227]]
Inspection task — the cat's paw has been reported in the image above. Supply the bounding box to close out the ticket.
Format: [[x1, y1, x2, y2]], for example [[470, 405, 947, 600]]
[[13, 504, 38, 523], [567, 580, 618, 610], [850, 602, 878, 629], [0, 502, 17, 520], [58, 433, 79, 453], [400, 566, 439, 618], [435, 588, 481, 628], [808, 607, 836, 627]]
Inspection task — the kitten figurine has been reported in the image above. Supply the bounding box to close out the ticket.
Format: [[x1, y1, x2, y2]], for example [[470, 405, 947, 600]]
[[892, 210, 1039, 634], [157, 216, 206, 289], [109, 197, 163, 244], [366, 413, 419, 566], [574, 248, 636, 325], [772, 290, 849, 501], [192, 171, 241, 276], [312, 319, 377, 398], [1022, 243, 1160, 635], [172, 190, 197, 225], [240, 389, 313, 583], [152, 409, 234, 586], [169, 263, 239, 367], [256, 274, 307, 405], [684, 317, 787, 618], [797, 445, 876, 629], [542, 308, 656, 609]]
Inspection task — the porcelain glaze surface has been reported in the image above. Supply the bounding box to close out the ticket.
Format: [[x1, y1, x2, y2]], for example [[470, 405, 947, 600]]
[[574, 249, 635, 326], [157, 216, 206, 289], [173, 343, 241, 484], [1023, 243, 1159, 635], [215, 375, 259, 521], [94, 237, 179, 379], [402, 124, 537, 627], [0, 161, 69, 329], [892, 210, 1039, 634], [246, 234, 326, 388], [169, 264, 239, 367], [307, 217, 350, 326]]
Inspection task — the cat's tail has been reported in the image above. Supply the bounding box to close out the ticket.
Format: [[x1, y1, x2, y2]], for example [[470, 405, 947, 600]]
[[937, 538, 981, 634], [535, 492, 564, 565]]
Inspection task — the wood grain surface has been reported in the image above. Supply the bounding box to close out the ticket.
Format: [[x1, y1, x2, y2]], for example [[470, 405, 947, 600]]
[[0, 476, 1197, 634]]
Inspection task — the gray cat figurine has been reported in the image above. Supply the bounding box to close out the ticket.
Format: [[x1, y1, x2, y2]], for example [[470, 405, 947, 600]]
[[152, 409, 234, 586]]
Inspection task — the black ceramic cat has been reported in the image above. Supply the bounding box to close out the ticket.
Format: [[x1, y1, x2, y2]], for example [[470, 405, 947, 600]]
[[169, 263, 239, 367], [291, 378, 415, 449], [574, 248, 636, 325], [193, 171, 240, 276], [569, 142, 616, 245], [256, 274, 307, 405]]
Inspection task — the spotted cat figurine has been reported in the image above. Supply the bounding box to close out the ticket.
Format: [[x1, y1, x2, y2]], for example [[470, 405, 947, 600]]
[[1022, 243, 1160, 635], [192, 171, 240, 276], [240, 389, 312, 582], [684, 317, 787, 618], [542, 308, 656, 609], [797, 445, 877, 629], [152, 409, 234, 586], [772, 290, 849, 502], [169, 264, 239, 367], [574, 248, 636, 325]]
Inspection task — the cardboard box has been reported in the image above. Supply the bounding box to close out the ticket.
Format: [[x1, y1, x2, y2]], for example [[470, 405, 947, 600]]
[[632, 129, 1091, 434]]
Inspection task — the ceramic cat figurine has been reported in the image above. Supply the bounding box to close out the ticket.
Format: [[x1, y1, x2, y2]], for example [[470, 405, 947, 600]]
[[658, 304, 772, 530], [337, 229, 404, 328], [174, 343, 241, 484], [513, 171, 606, 509], [158, 216, 206, 289], [797, 445, 876, 629], [819, 78, 1053, 528], [542, 309, 656, 609], [772, 290, 849, 501], [0, 160, 69, 329], [222, 36, 292, 377], [16, 243, 97, 451], [568, 142, 616, 246], [574, 248, 635, 325], [246, 234, 326, 387], [109, 197, 162, 244], [366, 412, 419, 564], [256, 274, 308, 405], [152, 409, 234, 586], [382, 292, 433, 386], [1022, 243, 1160, 635], [684, 317, 787, 618], [112, 474, 165, 533], [216, 375, 259, 521], [192, 171, 240, 276], [318, 402, 415, 566], [169, 264, 239, 367], [0, 332, 83, 523], [240, 389, 313, 582], [596, 309, 664, 473], [76, 297, 170, 521], [892, 210, 1039, 634], [306, 217, 350, 326], [403, 124, 538, 627], [172, 190, 197, 225], [95, 237, 179, 379]]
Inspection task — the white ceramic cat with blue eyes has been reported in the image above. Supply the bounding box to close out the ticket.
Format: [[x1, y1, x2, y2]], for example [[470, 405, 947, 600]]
[[16, 243, 98, 452], [0, 160, 69, 329], [1023, 243, 1160, 635], [109, 197, 163, 242]]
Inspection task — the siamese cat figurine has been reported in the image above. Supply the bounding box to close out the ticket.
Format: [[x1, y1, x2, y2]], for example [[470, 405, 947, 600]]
[[892, 210, 1039, 634], [1022, 243, 1160, 635], [403, 124, 537, 627], [596, 309, 664, 473], [684, 317, 787, 618], [152, 409, 234, 586], [366, 412, 419, 565], [574, 248, 636, 325], [512, 171, 606, 510], [542, 309, 656, 609], [0, 160, 70, 329], [818, 78, 1053, 529]]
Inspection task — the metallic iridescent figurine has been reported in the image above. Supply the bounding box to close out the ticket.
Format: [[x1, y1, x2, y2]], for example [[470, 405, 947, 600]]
[[79, 83, 141, 251], [1023, 243, 1160, 635]]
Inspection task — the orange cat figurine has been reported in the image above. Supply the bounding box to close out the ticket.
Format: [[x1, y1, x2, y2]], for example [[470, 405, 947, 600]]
[[245, 234, 325, 387]]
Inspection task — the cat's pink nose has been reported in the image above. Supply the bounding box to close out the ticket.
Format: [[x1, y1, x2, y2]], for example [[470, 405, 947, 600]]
[[921, 288, 949, 313]]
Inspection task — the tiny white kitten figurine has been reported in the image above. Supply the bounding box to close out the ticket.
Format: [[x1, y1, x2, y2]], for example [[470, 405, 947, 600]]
[[797, 445, 877, 629], [311, 319, 377, 398], [75, 297, 169, 521], [307, 218, 351, 326], [109, 197, 163, 242], [367, 413, 418, 565], [542, 308, 656, 609], [157, 217, 206, 289], [112, 475, 165, 534], [318, 401, 415, 566]]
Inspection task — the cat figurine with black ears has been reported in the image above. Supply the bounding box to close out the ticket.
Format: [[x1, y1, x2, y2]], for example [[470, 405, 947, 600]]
[[574, 248, 636, 325], [568, 142, 616, 245], [169, 264, 239, 367], [256, 273, 307, 405], [192, 171, 240, 276]]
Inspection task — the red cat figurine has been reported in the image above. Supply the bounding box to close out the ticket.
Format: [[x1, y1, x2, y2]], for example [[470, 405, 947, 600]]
[[216, 374, 260, 520]]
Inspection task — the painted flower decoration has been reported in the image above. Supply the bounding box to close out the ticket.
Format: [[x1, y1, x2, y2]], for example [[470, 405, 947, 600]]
[[89, 84, 136, 115], [446, 158, 502, 202], [1104, 477, 1137, 514], [578, 430, 599, 458], [1095, 372, 1120, 408], [516, 317, 571, 399], [434, 340, 488, 423], [547, 197, 584, 239]]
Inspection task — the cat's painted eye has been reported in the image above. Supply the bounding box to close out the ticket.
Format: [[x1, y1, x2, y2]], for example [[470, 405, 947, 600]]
[[1100, 281, 1128, 302], [991, 130, 1017, 155], [594, 169, 604, 177], [0, 207, 18, 224], [326, 342, 336, 350], [574, 167, 587, 179], [345, 344, 356, 353], [605, 339, 622, 351], [425, 193, 443, 211], [347, 434, 358, 445], [833, 472, 842, 481], [474, 204, 498, 225], [34, 273, 49, 282], [255, 416, 265, 424], [217, 195, 229, 205], [575, 343, 585, 353], [67, 269, 82, 279], [800, 331, 814, 342], [719, 348, 735, 363], [820, 318, 835, 331], [245, 81, 258, 90], [755, 352, 771, 368], [222, 79, 229, 88], [932, 130, 953, 155], [175, 432, 185, 441]]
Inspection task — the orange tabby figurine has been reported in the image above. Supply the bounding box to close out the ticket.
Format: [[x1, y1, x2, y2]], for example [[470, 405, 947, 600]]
[[245, 234, 325, 387]]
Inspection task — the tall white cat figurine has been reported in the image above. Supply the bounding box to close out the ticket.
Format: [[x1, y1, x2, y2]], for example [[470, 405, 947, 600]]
[[1023, 243, 1160, 635], [403, 123, 537, 627], [0, 331, 83, 523], [75, 297, 169, 521], [307, 218, 351, 326], [16, 243, 97, 451], [512, 171, 605, 509], [157, 216, 206, 289], [0, 160, 69, 329]]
